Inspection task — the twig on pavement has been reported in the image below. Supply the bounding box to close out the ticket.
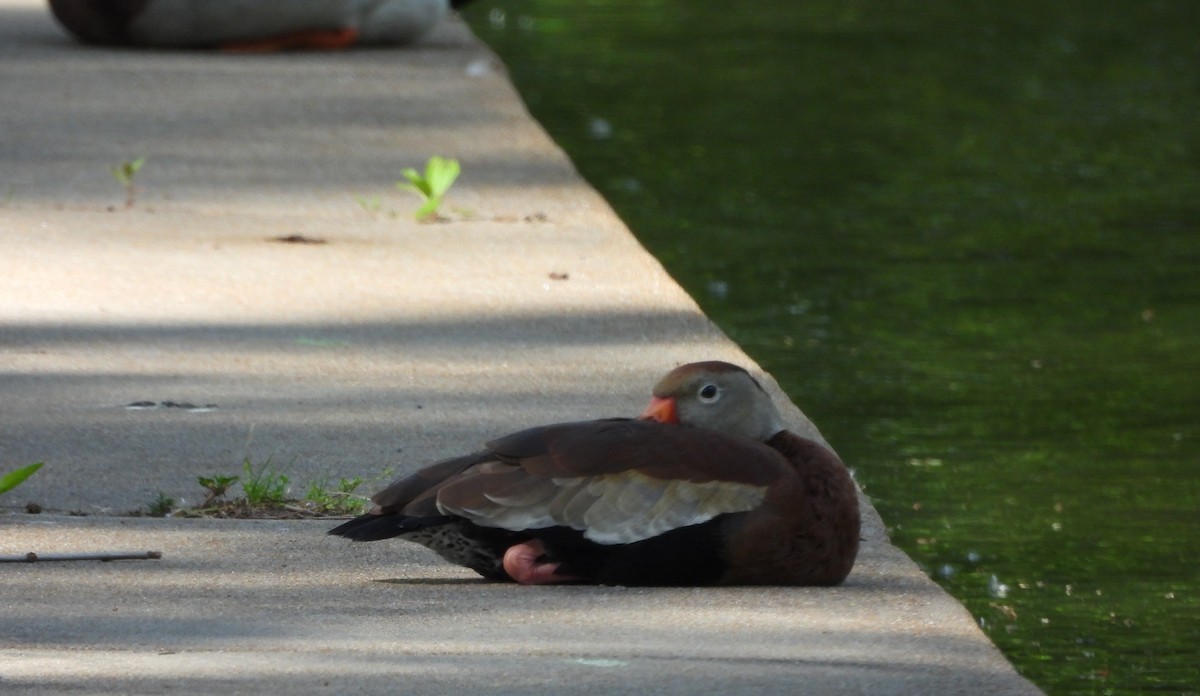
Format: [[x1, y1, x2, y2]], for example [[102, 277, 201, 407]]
[[0, 550, 163, 563]]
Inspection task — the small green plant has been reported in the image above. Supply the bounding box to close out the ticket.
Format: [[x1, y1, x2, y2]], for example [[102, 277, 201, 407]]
[[0, 462, 43, 496], [397, 155, 461, 220], [110, 157, 145, 209], [197, 473, 240, 507], [147, 492, 175, 517], [240, 456, 289, 506], [304, 476, 369, 515]]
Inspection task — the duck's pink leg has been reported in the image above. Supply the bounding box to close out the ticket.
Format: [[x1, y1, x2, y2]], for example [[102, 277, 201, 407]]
[[502, 539, 581, 585], [221, 28, 359, 53]]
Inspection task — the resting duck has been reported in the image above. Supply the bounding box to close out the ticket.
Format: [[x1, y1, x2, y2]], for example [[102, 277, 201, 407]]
[[48, 0, 475, 50], [330, 361, 861, 586]]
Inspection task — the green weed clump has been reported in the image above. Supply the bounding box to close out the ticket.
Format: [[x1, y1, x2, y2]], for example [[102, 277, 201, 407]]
[[187, 459, 369, 518], [147, 492, 175, 517], [304, 477, 369, 515], [240, 456, 289, 506]]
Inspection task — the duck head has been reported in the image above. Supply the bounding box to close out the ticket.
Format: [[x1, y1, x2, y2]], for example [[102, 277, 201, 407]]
[[640, 361, 786, 443]]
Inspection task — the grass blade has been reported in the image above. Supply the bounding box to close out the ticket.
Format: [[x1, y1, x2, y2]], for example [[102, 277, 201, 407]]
[[0, 462, 43, 495]]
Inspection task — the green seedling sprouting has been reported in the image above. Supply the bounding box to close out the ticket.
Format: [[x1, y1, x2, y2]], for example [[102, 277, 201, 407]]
[[397, 155, 461, 220], [0, 462, 42, 496], [147, 492, 175, 517], [240, 456, 289, 506], [110, 157, 145, 208], [197, 473, 240, 507]]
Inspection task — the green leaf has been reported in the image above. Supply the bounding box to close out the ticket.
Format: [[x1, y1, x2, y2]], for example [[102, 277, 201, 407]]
[[0, 462, 43, 495], [398, 168, 432, 198], [397, 156, 461, 220], [425, 156, 461, 198]]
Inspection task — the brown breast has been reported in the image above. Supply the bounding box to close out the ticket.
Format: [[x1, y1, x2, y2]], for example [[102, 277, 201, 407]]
[[719, 431, 861, 585]]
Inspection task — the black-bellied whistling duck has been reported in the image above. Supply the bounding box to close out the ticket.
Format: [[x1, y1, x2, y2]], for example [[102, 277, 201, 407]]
[[329, 361, 861, 586], [48, 0, 474, 50]]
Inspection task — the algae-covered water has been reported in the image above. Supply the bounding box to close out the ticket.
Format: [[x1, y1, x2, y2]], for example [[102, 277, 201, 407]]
[[461, 2, 1200, 693]]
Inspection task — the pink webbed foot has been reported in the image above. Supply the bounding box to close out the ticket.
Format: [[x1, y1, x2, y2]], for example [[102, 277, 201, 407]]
[[221, 28, 359, 53], [502, 539, 581, 585]]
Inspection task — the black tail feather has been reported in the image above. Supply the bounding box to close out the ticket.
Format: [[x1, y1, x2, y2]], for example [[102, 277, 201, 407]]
[[328, 514, 450, 542]]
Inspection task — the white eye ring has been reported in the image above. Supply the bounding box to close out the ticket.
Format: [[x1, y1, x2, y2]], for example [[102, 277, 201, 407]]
[[698, 384, 719, 402]]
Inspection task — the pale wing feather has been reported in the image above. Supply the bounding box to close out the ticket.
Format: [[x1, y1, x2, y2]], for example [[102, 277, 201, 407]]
[[438, 477, 597, 532], [609, 476, 669, 516], [438, 469, 767, 545], [479, 475, 559, 508], [581, 474, 766, 544], [559, 480, 601, 523]]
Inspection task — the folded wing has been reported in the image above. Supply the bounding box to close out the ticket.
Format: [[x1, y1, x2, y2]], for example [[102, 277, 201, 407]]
[[392, 419, 789, 544]]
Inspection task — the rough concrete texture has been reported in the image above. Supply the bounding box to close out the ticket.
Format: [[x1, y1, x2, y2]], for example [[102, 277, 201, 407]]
[[0, 1, 1043, 693], [3, 516, 1036, 696]]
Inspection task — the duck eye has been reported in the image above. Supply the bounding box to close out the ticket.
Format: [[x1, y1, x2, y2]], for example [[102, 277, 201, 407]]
[[698, 384, 719, 402]]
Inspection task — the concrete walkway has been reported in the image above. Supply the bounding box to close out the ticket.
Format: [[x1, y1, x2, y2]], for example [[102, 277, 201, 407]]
[[0, 2, 1042, 693]]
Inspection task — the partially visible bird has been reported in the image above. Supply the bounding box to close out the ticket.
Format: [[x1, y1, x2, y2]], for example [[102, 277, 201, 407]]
[[48, 0, 474, 50], [329, 361, 861, 586]]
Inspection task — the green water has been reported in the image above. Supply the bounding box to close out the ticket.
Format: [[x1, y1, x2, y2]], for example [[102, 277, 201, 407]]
[[459, 2, 1200, 693]]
